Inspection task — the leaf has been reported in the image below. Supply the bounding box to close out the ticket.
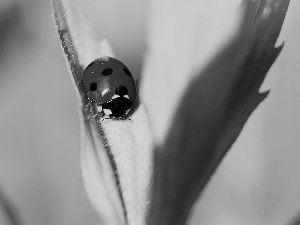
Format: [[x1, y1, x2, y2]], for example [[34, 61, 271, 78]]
[[50, 1, 153, 225], [143, 0, 290, 224], [289, 212, 300, 225], [0, 187, 22, 225]]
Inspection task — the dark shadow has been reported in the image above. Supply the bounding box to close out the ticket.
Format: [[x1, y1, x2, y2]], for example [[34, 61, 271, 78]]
[[0, 186, 22, 225]]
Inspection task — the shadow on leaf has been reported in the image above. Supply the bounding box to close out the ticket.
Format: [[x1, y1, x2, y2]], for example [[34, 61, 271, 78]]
[[148, 1, 290, 225]]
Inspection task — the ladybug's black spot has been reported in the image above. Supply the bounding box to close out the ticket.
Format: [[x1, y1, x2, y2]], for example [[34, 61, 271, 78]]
[[90, 82, 97, 91], [123, 68, 131, 76], [115, 85, 128, 96], [102, 97, 133, 118], [102, 68, 113, 76]]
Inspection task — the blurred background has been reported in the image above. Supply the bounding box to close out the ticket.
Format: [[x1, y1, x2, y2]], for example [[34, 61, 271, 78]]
[[0, 0, 299, 225]]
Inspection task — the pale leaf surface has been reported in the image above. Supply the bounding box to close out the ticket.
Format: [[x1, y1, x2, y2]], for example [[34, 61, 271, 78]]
[[143, 0, 290, 224], [51, 1, 153, 225], [0, 187, 22, 225], [289, 212, 300, 225]]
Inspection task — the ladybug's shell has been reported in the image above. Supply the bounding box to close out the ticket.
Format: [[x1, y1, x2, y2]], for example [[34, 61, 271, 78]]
[[83, 57, 137, 105]]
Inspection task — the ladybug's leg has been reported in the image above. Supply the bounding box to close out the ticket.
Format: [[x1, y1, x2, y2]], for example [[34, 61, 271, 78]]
[[101, 115, 111, 121], [96, 105, 102, 113]]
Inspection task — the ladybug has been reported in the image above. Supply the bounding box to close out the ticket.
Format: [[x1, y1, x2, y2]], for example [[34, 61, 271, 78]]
[[82, 56, 137, 119]]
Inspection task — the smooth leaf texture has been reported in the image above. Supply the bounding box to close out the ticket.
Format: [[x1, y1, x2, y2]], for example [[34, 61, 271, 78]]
[[51, 1, 153, 225], [143, 0, 290, 224], [51, 0, 290, 225], [0, 187, 22, 225], [289, 213, 300, 225]]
